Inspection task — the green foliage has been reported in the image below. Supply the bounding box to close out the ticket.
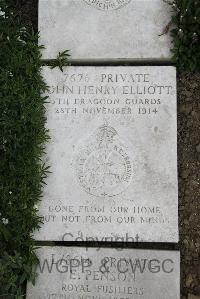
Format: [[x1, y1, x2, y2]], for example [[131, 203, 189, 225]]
[[168, 0, 200, 71], [0, 1, 49, 297], [50, 50, 71, 72]]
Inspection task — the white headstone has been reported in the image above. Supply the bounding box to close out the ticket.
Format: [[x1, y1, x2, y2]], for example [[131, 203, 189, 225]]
[[39, 0, 172, 61], [34, 66, 178, 243], [26, 246, 180, 299]]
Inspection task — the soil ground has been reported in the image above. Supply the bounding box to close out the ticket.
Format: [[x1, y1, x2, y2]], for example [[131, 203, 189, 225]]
[[178, 73, 200, 298], [16, 1, 200, 298]]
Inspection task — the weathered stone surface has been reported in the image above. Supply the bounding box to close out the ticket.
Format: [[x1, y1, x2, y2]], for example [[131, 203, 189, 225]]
[[34, 66, 178, 242], [39, 0, 172, 61], [26, 247, 180, 299]]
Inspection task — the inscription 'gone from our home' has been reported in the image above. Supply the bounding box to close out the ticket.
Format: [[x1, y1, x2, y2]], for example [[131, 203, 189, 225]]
[[34, 66, 178, 243]]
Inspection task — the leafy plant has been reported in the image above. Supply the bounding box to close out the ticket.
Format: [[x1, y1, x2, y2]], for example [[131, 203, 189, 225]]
[[50, 49, 71, 72], [168, 0, 200, 71], [0, 0, 49, 297]]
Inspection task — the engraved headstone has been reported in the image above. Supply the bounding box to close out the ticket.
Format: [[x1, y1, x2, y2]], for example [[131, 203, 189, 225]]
[[39, 0, 173, 60], [26, 246, 180, 299], [34, 66, 178, 242]]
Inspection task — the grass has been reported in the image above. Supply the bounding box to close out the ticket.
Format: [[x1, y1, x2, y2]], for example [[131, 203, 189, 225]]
[[169, 0, 200, 71], [0, 1, 49, 297]]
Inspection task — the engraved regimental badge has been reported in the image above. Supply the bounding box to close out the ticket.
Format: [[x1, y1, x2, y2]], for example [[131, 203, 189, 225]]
[[83, 0, 131, 11], [74, 125, 133, 197]]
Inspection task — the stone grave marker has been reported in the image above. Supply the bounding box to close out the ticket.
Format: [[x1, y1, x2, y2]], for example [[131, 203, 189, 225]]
[[26, 246, 180, 299], [34, 65, 178, 243], [39, 0, 173, 61]]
